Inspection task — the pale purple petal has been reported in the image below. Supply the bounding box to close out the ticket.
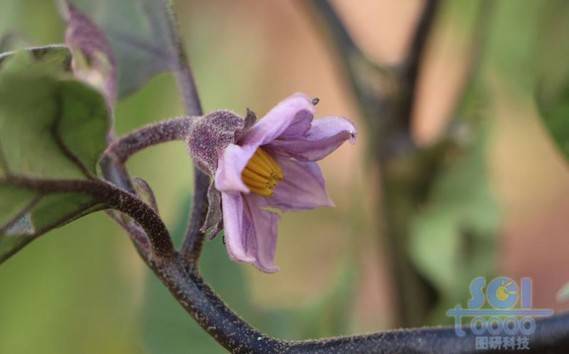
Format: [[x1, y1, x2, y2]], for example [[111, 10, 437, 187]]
[[267, 157, 334, 211], [268, 117, 356, 161], [214, 144, 257, 193], [221, 192, 255, 263], [243, 195, 280, 273], [240, 93, 315, 147]]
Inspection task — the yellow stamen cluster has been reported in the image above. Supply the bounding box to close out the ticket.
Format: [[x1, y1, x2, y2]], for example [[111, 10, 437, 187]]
[[242, 148, 284, 197]]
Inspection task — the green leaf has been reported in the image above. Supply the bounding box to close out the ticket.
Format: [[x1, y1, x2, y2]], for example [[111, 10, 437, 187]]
[[536, 0, 569, 162], [67, 0, 181, 98], [0, 48, 110, 263]]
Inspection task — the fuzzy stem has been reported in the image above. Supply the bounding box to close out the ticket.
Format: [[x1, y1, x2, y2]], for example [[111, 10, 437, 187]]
[[147, 251, 569, 353], [12, 174, 569, 352], [105, 116, 195, 163], [158, 0, 209, 266], [4, 176, 174, 258]]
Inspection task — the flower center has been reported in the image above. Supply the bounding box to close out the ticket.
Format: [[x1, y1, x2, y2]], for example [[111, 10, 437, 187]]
[[242, 148, 284, 197]]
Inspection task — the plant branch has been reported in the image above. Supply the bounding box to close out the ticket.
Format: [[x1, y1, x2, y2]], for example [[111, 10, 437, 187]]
[[308, 0, 441, 327], [156, 0, 210, 266], [104, 116, 195, 163], [159, 0, 210, 266], [446, 0, 494, 127], [161, 0, 203, 116], [308, 0, 394, 122], [399, 0, 440, 133], [4, 176, 174, 258], [148, 249, 569, 353], [179, 171, 209, 264]]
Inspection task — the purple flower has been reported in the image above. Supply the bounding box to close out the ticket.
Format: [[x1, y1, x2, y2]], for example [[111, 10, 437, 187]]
[[214, 93, 356, 272]]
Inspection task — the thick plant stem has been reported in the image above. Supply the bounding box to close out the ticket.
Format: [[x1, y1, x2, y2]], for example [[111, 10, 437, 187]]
[[4, 176, 174, 258], [14, 166, 569, 352], [105, 117, 195, 163], [149, 251, 569, 353], [159, 0, 210, 266], [180, 169, 209, 265]]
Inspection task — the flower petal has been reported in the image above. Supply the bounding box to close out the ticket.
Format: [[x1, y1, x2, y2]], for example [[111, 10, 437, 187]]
[[243, 195, 280, 273], [268, 157, 334, 211], [241, 93, 315, 146], [268, 117, 356, 161], [63, 1, 117, 105], [221, 192, 255, 263], [214, 143, 257, 193]]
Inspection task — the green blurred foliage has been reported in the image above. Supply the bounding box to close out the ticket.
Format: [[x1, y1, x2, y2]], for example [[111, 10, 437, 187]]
[[536, 0, 569, 162], [536, 1, 569, 300], [0, 0, 62, 47], [445, 0, 544, 95], [0, 213, 142, 354]]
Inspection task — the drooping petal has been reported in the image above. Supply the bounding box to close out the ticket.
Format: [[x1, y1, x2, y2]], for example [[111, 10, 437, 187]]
[[243, 194, 280, 273], [214, 143, 257, 193], [240, 93, 316, 147], [267, 157, 334, 211], [221, 192, 255, 263], [268, 117, 356, 161], [62, 1, 117, 105]]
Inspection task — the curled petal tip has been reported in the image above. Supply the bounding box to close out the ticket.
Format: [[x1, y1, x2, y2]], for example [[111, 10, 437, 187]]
[[255, 262, 280, 273], [342, 117, 358, 143]]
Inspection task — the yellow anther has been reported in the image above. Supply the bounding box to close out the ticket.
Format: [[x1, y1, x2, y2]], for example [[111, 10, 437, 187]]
[[242, 148, 284, 197]]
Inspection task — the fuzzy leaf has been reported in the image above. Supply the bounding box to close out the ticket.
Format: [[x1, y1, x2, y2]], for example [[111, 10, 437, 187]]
[[66, 0, 181, 98], [0, 48, 110, 263]]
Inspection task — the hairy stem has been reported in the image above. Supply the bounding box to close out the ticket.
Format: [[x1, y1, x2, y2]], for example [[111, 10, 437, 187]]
[[150, 251, 569, 353], [158, 0, 209, 265], [5, 176, 174, 258], [180, 170, 209, 264], [161, 0, 203, 116], [105, 117, 195, 163]]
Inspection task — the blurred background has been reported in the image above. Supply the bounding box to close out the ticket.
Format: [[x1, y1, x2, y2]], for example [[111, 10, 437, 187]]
[[1, 0, 569, 353]]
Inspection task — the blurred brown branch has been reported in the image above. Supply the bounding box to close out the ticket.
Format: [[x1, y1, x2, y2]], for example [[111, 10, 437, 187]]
[[309, 0, 441, 327], [307, 0, 497, 328]]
